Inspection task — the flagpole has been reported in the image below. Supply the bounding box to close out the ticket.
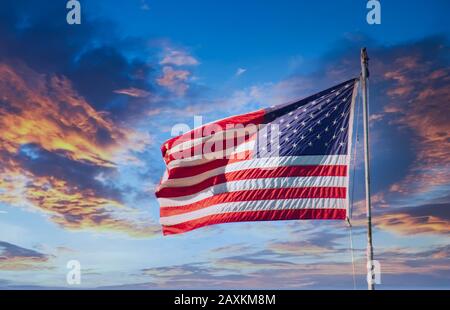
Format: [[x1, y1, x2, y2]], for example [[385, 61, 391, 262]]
[[360, 48, 375, 290]]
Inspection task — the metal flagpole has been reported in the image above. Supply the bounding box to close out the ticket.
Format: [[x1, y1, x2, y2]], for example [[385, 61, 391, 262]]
[[360, 48, 375, 290]]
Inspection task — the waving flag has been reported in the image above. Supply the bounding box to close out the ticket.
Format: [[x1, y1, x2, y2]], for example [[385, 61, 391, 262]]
[[156, 79, 359, 235]]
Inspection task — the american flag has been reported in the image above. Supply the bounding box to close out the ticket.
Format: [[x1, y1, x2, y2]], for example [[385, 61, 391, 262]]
[[156, 78, 359, 235]]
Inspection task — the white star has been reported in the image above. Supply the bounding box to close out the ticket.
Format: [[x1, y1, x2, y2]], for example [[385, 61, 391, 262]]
[[301, 121, 306, 126], [345, 84, 350, 88], [312, 100, 317, 105], [334, 106, 338, 110], [341, 112, 345, 117], [333, 120, 337, 125], [293, 129, 298, 133], [316, 134, 321, 139], [340, 127, 345, 132], [289, 112, 293, 116], [285, 137, 289, 142], [339, 142, 344, 147], [308, 141, 313, 146], [280, 119, 284, 123], [336, 91, 340, 95], [309, 127, 313, 132], [294, 116, 298, 120], [327, 99, 331, 103], [286, 124, 290, 128], [317, 120, 321, 125], [303, 107, 307, 112], [342, 98, 347, 102], [293, 143, 297, 148], [309, 113, 314, 118], [332, 134, 337, 139], [325, 127, 329, 132], [300, 135, 305, 140], [325, 112, 330, 117]]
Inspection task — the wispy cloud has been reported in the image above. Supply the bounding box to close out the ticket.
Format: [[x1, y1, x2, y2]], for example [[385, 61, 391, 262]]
[[160, 48, 199, 67], [235, 68, 247, 76], [157, 66, 191, 96], [114, 87, 151, 98], [0, 241, 51, 271]]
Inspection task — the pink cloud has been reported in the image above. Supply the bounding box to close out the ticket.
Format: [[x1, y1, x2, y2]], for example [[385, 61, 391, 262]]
[[160, 48, 199, 66], [157, 66, 191, 96]]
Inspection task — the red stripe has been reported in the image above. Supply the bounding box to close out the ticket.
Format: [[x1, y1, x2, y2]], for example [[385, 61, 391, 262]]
[[167, 150, 252, 179], [155, 165, 347, 198], [166, 134, 255, 164], [161, 109, 265, 157], [162, 208, 346, 235], [160, 187, 346, 217]]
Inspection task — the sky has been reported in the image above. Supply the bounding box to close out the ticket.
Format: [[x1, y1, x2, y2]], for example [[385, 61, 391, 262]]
[[0, 0, 449, 289]]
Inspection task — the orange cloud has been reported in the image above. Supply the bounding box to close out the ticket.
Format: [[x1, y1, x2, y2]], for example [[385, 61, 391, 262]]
[[0, 241, 52, 271], [0, 62, 130, 167], [375, 213, 449, 235], [0, 61, 158, 236], [382, 55, 450, 194]]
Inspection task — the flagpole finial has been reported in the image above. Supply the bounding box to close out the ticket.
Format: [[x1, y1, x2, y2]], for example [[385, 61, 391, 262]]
[[361, 48, 370, 78]]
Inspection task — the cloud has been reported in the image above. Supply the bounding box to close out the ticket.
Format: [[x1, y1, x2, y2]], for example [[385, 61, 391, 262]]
[[235, 68, 247, 76], [374, 203, 450, 235], [160, 48, 199, 66], [0, 61, 129, 167], [380, 43, 450, 194], [0, 241, 51, 271], [157, 66, 191, 96], [0, 1, 157, 122], [0, 61, 158, 236], [114, 87, 151, 98]]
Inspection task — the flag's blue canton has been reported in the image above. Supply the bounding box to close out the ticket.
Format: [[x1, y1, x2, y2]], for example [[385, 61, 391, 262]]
[[256, 79, 356, 157]]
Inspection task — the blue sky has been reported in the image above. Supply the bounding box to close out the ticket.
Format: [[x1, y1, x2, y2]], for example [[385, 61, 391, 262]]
[[0, 0, 449, 289]]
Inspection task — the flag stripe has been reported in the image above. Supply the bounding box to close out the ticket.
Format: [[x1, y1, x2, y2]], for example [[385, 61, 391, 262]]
[[164, 154, 348, 183], [156, 165, 347, 198], [162, 207, 347, 235], [166, 140, 256, 169], [160, 197, 346, 226], [162, 109, 265, 152], [160, 186, 346, 217], [167, 125, 261, 156], [158, 176, 347, 207]]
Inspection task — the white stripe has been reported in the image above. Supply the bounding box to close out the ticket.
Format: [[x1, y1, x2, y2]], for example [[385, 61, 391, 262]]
[[167, 139, 256, 169], [160, 155, 348, 189], [158, 176, 347, 207], [160, 198, 347, 226], [167, 126, 261, 155]]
